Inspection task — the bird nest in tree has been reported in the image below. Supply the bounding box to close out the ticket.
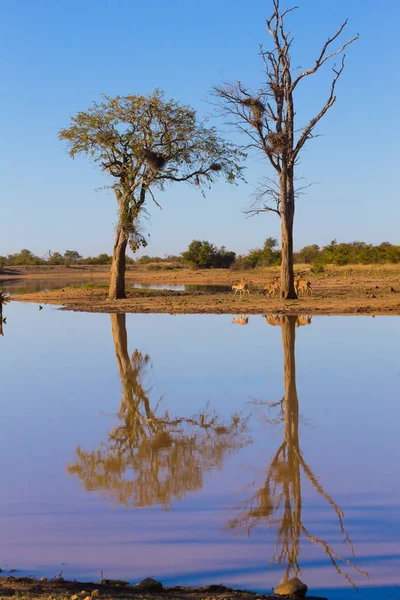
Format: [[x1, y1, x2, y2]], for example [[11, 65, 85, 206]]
[[209, 162, 222, 171], [241, 97, 265, 123], [266, 132, 288, 153], [129, 232, 148, 253], [269, 82, 284, 98], [97, 130, 115, 143], [144, 150, 167, 172]]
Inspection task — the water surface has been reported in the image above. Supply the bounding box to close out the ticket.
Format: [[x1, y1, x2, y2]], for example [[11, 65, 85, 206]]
[[1, 279, 231, 294], [0, 303, 399, 599]]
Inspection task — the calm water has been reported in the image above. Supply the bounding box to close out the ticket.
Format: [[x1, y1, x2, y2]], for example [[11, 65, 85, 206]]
[[1, 303, 399, 600], [1, 278, 97, 294], [1, 279, 231, 294]]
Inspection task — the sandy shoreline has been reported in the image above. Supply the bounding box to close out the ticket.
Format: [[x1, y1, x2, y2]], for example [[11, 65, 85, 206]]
[[10, 285, 400, 316], [4, 264, 400, 315], [0, 575, 327, 599]]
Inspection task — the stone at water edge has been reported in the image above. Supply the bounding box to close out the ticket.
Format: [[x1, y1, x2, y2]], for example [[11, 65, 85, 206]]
[[138, 577, 164, 592], [274, 576, 308, 597]]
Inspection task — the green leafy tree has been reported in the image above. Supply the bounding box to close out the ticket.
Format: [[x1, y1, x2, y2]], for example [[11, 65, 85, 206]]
[[214, 246, 236, 268], [64, 250, 82, 265], [8, 249, 43, 266], [182, 240, 236, 269], [59, 90, 244, 299], [245, 248, 265, 269], [242, 237, 280, 268], [295, 244, 320, 264], [46, 251, 63, 265]]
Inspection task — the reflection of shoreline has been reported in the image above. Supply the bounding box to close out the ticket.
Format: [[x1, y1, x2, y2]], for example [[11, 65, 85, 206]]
[[68, 313, 248, 509], [230, 315, 369, 589]]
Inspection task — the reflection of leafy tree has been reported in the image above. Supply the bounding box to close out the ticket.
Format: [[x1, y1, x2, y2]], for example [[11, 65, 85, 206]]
[[0, 291, 10, 337], [68, 313, 248, 509], [230, 315, 368, 588]]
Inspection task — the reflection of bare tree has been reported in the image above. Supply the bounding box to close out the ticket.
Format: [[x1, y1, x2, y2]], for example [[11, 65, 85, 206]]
[[264, 314, 312, 328], [231, 315, 368, 588], [68, 313, 248, 509]]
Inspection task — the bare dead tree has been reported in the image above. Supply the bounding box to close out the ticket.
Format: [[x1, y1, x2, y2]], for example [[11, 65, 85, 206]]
[[214, 0, 358, 299]]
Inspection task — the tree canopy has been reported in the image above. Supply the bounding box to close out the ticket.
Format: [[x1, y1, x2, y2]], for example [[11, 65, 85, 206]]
[[59, 90, 245, 298]]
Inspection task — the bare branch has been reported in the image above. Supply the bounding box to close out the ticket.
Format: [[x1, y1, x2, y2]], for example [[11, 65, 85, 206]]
[[291, 22, 359, 90], [148, 187, 162, 210], [293, 56, 346, 161]]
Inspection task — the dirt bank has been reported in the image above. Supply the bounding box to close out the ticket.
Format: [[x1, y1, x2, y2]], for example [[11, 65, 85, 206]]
[[5, 264, 400, 315], [11, 283, 400, 316], [2, 262, 400, 286], [0, 576, 326, 599]]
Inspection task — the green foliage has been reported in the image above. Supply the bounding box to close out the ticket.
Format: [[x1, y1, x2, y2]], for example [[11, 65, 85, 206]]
[[6, 249, 45, 266], [295, 241, 400, 266], [310, 260, 325, 274], [137, 255, 163, 264], [294, 244, 320, 264], [84, 253, 113, 265], [59, 90, 245, 258], [1, 250, 114, 267], [47, 251, 64, 265], [181, 240, 236, 269], [238, 237, 280, 269], [64, 250, 82, 265]]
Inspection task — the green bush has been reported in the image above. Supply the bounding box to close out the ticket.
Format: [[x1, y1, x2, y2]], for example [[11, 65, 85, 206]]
[[310, 260, 325, 274], [181, 240, 236, 269]]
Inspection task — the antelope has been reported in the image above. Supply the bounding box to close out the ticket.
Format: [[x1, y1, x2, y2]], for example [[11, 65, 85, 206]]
[[264, 314, 282, 326], [232, 280, 251, 297], [264, 279, 280, 297], [295, 278, 312, 296], [296, 315, 312, 327], [232, 314, 249, 325]]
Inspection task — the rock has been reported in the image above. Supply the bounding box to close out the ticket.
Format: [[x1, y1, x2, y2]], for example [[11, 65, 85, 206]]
[[83, 596, 92, 600], [138, 577, 163, 592], [204, 585, 230, 593], [71, 595, 79, 600], [79, 593, 88, 598], [101, 579, 129, 587], [91, 591, 100, 597], [274, 576, 308, 597], [40, 576, 48, 581], [8, 569, 18, 573]]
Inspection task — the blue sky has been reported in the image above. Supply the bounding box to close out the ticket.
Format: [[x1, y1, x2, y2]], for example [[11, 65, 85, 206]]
[[0, 0, 399, 258]]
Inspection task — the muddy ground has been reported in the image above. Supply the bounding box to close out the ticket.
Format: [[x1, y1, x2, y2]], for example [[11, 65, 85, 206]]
[[4, 264, 400, 315], [0, 576, 326, 599]]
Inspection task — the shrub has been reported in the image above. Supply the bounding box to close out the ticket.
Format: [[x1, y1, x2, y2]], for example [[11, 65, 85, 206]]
[[181, 240, 236, 269], [310, 260, 325, 274]]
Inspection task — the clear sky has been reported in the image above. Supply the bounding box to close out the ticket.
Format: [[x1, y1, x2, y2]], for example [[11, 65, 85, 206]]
[[1, 0, 399, 258]]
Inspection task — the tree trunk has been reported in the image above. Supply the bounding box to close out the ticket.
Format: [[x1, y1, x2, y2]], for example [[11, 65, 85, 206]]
[[280, 171, 297, 299], [281, 315, 301, 578], [281, 315, 299, 451], [109, 226, 128, 300], [110, 312, 130, 378]]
